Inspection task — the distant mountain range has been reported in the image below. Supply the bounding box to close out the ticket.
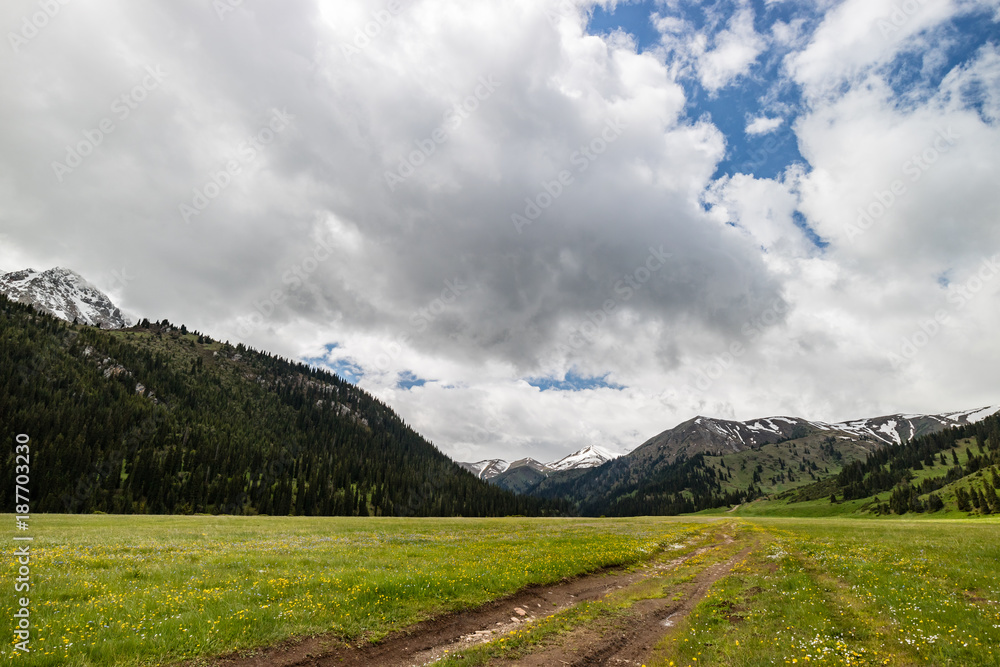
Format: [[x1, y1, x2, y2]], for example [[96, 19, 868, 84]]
[[524, 408, 1000, 515], [460, 445, 618, 479], [0, 267, 127, 329], [459, 446, 618, 494], [632, 409, 1000, 463], [460, 410, 1000, 500], [5, 265, 997, 518]]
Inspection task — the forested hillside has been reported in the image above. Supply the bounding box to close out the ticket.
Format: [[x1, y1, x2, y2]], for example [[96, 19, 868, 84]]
[[531, 413, 999, 517], [778, 412, 1000, 515], [0, 295, 560, 517]]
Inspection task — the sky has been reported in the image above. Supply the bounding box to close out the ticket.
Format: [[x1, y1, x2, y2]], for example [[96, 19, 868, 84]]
[[2, 0, 999, 464]]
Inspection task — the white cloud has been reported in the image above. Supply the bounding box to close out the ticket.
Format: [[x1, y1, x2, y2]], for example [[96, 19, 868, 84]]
[[694, 7, 767, 92], [652, 4, 767, 93], [745, 115, 785, 135], [1, 0, 998, 464], [785, 0, 984, 100]]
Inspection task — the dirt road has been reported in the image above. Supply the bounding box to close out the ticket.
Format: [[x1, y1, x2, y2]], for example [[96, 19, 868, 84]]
[[209, 532, 751, 667]]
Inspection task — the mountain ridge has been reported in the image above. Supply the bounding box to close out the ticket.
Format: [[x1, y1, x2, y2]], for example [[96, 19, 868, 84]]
[[0, 293, 562, 517], [519, 406, 1000, 516], [631, 409, 1000, 464], [0, 267, 127, 329], [459, 445, 618, 481]]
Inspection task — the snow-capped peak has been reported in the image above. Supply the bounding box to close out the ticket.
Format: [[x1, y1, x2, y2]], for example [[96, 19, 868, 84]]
[[0, 267, 128, 329], [458, 459, 510, 480], [458, 445, 618, 479], [548, 445, 618, 471]]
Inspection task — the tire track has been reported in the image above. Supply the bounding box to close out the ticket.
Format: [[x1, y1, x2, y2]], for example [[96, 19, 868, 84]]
[[503, 539, 754, 667], [205, 537, 720, 667]]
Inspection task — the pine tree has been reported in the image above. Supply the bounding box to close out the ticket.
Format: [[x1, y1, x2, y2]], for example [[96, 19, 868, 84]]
[[956, 487, 971, 512], [987, 485, 1000, 513]]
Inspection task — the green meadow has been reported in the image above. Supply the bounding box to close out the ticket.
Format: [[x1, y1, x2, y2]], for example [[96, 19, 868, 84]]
[[2, 515, 998, 666], [0, 515, 709, 666], [659, 518, 1000, 666]]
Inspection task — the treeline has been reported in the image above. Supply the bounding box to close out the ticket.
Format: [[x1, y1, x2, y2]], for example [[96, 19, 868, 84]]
[[833, 412, 1000, 515], [0, 295, 565, 517]]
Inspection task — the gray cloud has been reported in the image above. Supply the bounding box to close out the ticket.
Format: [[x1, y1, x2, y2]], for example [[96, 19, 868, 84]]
[[2, 0, 998, 463]]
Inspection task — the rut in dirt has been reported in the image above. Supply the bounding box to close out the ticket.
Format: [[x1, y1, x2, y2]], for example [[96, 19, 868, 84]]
[[505, 543, 755, 667], [205, 537, 730, 667]]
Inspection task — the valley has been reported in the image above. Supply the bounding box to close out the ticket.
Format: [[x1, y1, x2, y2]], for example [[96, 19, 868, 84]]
[[4, 2, 999, 665], [2, 515, 998, 666], [4, 279, 1000, 667]]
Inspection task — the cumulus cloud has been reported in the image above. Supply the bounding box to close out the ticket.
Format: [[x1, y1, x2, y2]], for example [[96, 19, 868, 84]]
[[694, 6, 767, 92], [654, 3, 768, 93], [745, 115, 784, 135], [1, 0, 998, 462]]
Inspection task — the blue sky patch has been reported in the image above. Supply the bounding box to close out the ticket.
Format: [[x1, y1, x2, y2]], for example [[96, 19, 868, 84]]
[[305, 343, 365, 384], [396, 370, 430, 390], [528, 370, 625, 392]]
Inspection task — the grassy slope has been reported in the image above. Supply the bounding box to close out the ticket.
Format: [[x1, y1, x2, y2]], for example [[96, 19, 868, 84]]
[[726, 438, 999, 518], [701, 432, 877, 497]]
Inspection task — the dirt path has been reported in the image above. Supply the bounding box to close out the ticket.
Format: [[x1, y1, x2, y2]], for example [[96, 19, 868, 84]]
[[503, 542, 753, 666], [205, 539, 726, 667]]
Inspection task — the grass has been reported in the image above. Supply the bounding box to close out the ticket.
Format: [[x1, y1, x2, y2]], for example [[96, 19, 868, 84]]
[[733, 440, 1000, 518], [434, 521, 745, 666], [657, 518, 1000, 666], [701, 434, 873, 497], [4, 515, 1000, 666], [0, 514, 711, 666]]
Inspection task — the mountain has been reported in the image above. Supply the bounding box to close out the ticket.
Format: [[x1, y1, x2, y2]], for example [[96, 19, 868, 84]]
[[525, 407, 1000, 516], [0, 267, 127, 329], [459, 459, 510, 480], [549, 445, 618, 471], [631, 410, 1000, 465], [491, 459, 553, 495], [770, 411, 1000, 517], [0, 293, 564, 517], [459, 446, 617, 480]]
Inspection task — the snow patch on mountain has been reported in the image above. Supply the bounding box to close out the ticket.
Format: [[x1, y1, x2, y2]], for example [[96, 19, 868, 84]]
[[548, 445, 618, 472], [459, 459, 510, 480], [460, 445, 619, 479], [953, 405, 1000, 424], [0, 267, 127, 329]]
